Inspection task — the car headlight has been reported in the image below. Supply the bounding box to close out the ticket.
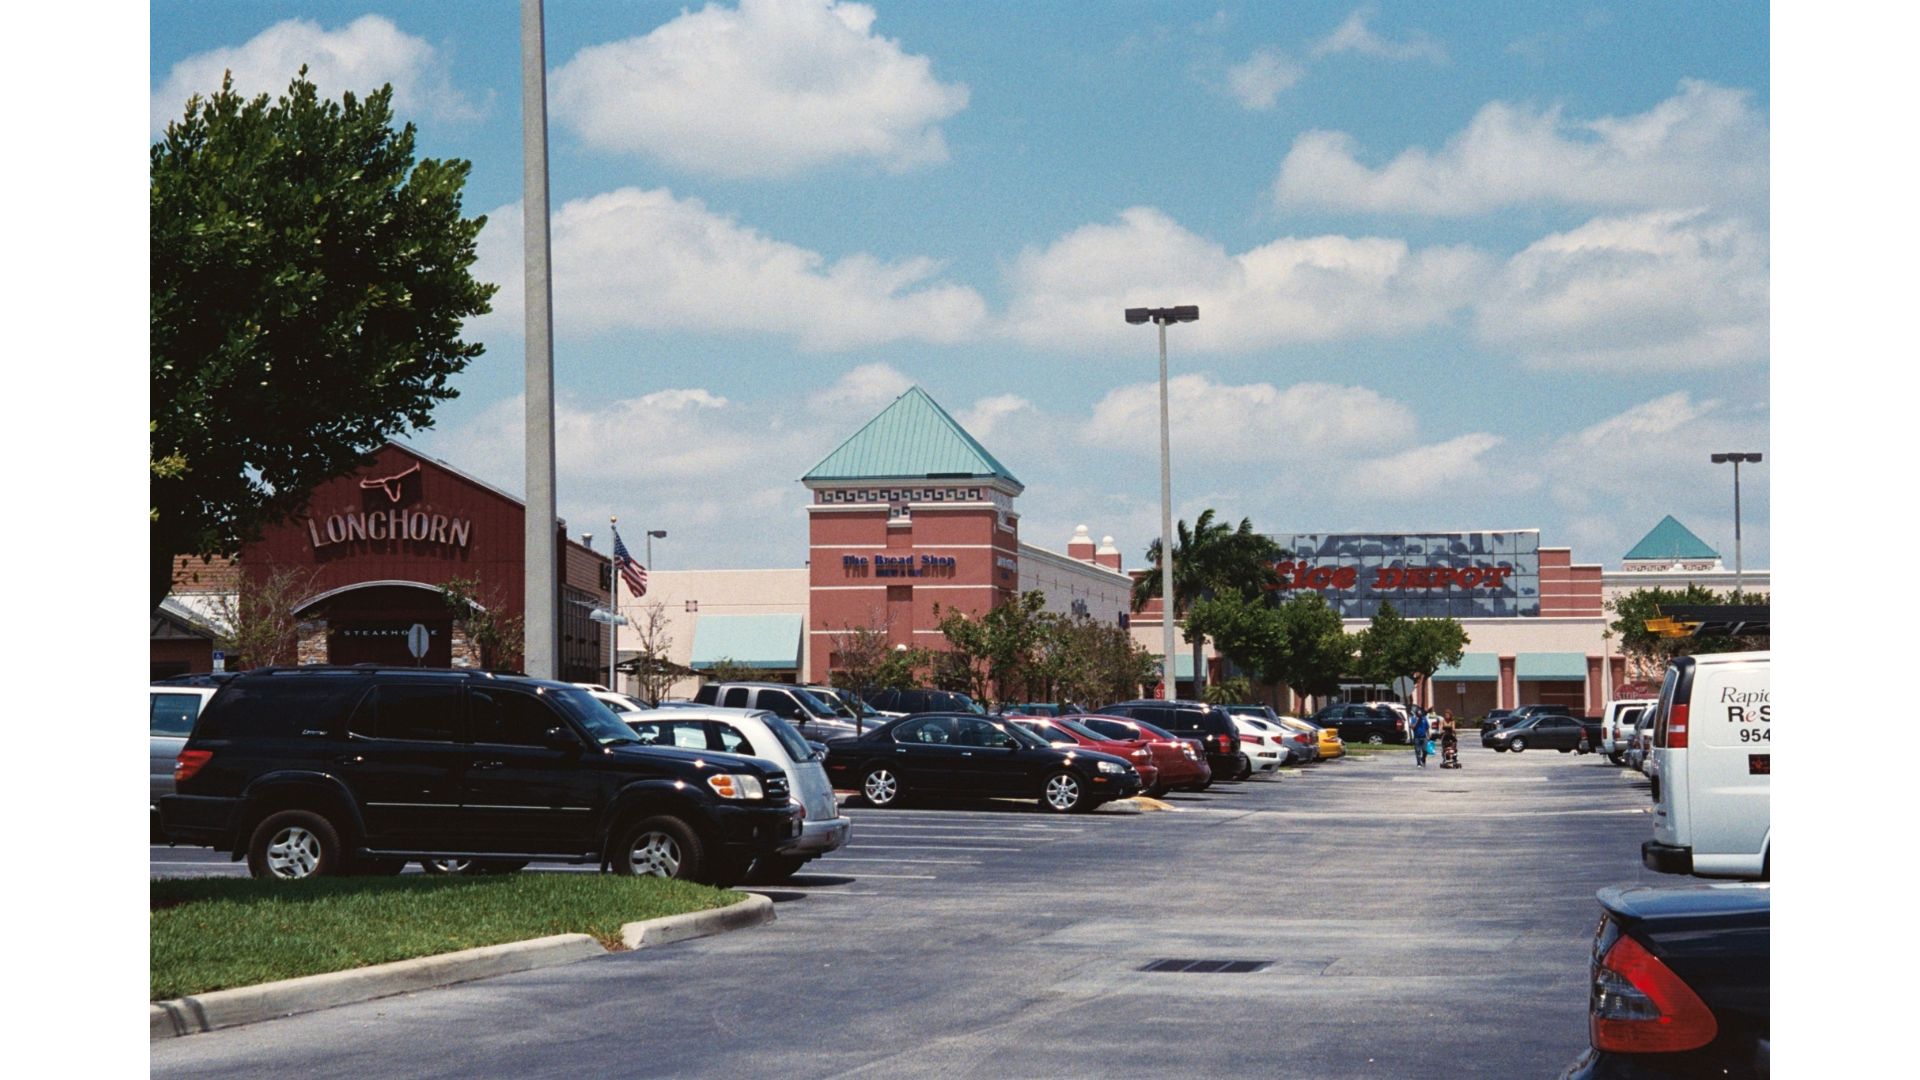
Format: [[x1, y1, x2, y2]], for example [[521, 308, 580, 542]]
[[706, 773, 766, 799], [1097, 760, 1127, 775], [1181, 746, 1197, 759]]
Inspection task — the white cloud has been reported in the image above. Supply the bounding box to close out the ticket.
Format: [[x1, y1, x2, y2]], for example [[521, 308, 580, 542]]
[[151, 15, 482, 134], [1312, 7, 1446, 63], [1538, 393, 1768, 562], [1475, 210, 1768, 371], [1274, 80, 1767, 215], [1082, 374, 1415, 462], [1224, 47, 1304, 110], [1001, 207, 1488, 353], [549, 0, 968, 178], [807, 363, 915, 410], [957, 394, 1038, 442], [471, 188, 987, 350], [1344, 433, 1507, 500]]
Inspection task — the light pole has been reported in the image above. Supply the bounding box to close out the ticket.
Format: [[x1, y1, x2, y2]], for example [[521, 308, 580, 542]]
[[1126, 304, 1199, 700], [646, 529, 667, 576], [521, 0, 559, 678], [1709, 452, 1763, 596]]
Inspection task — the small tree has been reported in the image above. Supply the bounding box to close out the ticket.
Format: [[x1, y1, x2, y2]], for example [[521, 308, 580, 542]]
[[827, 613, 898, 695], [214, 565, 318, 669], [704, 657, 772, 683], [624, 600, 677, 705], [1268, 593, 1355, 712], [439, 577, 524, 671]]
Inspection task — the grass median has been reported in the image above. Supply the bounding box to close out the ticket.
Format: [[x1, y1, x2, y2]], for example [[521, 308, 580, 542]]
[[151, 873, 740, 1001]]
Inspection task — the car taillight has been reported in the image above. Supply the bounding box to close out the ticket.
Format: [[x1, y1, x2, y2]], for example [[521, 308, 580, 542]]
[[1590, 932, 1717, 1053], [174, 749, 213, 784], [1239, 734, 1259, 744], [1663, 703, 1689, 749], [1217, 733, 1233, 752]]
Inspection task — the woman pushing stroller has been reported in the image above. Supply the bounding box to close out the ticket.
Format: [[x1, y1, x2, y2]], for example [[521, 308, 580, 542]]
[[1439, 710, 1461, 769]]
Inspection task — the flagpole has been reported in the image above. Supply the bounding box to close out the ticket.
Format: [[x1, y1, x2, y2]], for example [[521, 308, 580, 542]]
[[609, 516, 619, 692]]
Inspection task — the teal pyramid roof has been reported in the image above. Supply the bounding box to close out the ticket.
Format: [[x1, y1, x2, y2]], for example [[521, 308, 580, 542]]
[[1624, 516, 1719, 561], [803, 386, 1022, 489]]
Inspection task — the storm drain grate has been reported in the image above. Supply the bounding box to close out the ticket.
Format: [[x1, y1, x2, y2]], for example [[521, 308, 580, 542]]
[[1138, 958, 1272, 974]]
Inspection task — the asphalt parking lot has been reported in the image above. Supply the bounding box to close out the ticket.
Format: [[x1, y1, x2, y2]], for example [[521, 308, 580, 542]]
[[153, 744, 1667, 1079]]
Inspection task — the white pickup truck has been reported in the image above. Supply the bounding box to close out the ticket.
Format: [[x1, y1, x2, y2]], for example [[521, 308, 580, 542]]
[[1643, 651, 1770, 880]]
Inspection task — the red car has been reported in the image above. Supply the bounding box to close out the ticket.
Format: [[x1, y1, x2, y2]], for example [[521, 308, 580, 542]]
[[1045, 714, 1212, 795], [1008, 717, 1160, 795]]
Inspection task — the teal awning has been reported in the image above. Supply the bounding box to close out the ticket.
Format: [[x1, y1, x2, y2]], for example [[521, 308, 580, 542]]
[[1154, 653, 1197, 679], [1516, 652, 1588, 681], [688, 615, 803, 671], [1432, 653, 1500, 682]]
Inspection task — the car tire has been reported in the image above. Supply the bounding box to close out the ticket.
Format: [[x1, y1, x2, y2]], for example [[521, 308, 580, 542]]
[[1041, 770, 1089, 813], [1144, 783, 1169, 799], [421, 857, 478, 875], [246, 809, 345, 880], [1510, 738, 1527, 752], [612, 814, 706, 882], [1558, 747, 1573, 754], [862, 766, 903, 808], [1608, 751, 1625, 765], [1232, 753, 1253, 780], [749, 855, 811, 883], [1367, 733, 1385, 745]]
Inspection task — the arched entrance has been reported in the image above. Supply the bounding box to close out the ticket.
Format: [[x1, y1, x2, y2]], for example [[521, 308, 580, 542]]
[[294, 581, 471, 668]]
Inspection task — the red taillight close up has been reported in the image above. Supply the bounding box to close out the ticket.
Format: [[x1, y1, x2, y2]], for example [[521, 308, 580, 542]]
[[174, 749, 213, 784], [1239, 734, 1259, 745], [1664, 703, 1690, 750], [1217, 734, 1234, 753], [1590, 932, 1717, 1053]]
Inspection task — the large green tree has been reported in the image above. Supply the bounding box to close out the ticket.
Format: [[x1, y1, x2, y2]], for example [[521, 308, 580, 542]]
[[151, 73, 496, 610], [1355, 600, 1470, 703], [1131, 510, 1281, 697], [1185, 590, 1358, 713], [1608, 585, 1767, 681]]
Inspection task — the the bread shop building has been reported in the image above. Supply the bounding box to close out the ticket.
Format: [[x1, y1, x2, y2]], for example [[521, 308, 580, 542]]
[[160, 442, 611, 682]]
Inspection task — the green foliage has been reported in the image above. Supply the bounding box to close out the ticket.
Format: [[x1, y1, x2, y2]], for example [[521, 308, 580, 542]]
[[703, 657, 774, 684], [1608, 586, 1768, 671], [1355, 600, 1470, 693], [439, 577, 523, 671], [1131, 509, 1282, 694], [1270, 593, 1359, 706], [936, 592, 1154, 705], [151, 72, 496, 610], [1203, 676, 1253, 705], [214, 564, 317, 668]]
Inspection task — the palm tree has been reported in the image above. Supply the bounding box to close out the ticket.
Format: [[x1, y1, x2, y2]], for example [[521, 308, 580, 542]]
[[1132, 510, 1281, 697]]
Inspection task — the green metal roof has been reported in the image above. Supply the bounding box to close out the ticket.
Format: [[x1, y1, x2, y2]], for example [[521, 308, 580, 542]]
[[688, 615, 803, 671], [1432, 653, 1500, 682], [1516, 652, 1588, 681], [803, 386, 1023, 490], [1153, 653, 1197, 679], [1624, 516, 1719, 561]]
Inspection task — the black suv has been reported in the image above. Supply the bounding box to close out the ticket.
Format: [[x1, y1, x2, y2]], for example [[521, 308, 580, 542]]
[[1097, 699, 1242, 776], [861, 687, 986, 716], [1308, 703, 1407, 745], [157, 667, 801, 885]]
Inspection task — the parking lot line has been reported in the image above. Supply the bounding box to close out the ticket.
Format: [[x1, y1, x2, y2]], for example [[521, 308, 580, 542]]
[[819, 856, 982, 864], [843, 843, 1022, 852], [816, 871, 939, 879]]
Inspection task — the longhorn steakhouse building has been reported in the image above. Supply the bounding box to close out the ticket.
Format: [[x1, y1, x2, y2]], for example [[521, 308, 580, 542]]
[[155, 442, 612, 682]]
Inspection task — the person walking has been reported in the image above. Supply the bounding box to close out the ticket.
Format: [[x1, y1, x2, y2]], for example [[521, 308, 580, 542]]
[[1439, 709, 1460, 769], [1411, 704, 1430, 768]]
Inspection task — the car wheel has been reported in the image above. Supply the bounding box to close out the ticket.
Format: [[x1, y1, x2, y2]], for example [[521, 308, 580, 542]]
[[247, 809, 344, 880], [1367, 733, 1385, 745], [862, 767, 903, 808], [1041, 771, 1088, 813], [749, 855, 811, 883], [1558, 747, 1573, 754], [1608, 752, 1625, 765], [612, 814, 706, 882], [1144, 783, 1169, 799], [421, 857, 478, 875], [1510, 737, 1527, 752]]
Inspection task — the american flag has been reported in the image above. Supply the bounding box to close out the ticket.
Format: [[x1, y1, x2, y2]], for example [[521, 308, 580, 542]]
[[611, 526, 648, 597]]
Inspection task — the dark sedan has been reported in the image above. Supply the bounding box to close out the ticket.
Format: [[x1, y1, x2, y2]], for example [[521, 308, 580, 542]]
[[1559, 882, 1768, 1079], [824, 712, 1142, 813], [1485, 713, 1590, 752]]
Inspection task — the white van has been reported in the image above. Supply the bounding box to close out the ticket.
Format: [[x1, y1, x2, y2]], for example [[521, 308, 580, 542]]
[[1643, 651, 1769, 880]]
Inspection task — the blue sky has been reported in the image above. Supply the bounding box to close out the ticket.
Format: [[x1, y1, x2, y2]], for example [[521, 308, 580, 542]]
[[151, 1, 1769, 573]]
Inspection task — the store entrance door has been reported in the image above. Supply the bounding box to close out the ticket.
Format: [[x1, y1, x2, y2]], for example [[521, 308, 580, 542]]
[[328, 619, 453, 667]]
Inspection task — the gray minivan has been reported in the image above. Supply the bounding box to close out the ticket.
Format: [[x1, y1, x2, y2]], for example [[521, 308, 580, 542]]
[[692, 682, 859, 742]]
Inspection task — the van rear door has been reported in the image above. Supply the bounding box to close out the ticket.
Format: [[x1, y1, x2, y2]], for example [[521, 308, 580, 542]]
[[1690, 657, 1770, 876]]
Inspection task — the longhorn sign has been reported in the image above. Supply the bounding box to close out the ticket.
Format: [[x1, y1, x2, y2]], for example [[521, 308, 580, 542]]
[[359, 462, 421, 503]]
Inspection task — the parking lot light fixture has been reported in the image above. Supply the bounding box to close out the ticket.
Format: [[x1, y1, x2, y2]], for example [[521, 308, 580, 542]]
[[1708, 453, 1763, 596], [1125, 305, 1200, 699]]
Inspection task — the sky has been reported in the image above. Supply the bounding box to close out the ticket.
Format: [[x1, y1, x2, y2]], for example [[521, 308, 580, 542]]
[[150, 0, 1770, 574]]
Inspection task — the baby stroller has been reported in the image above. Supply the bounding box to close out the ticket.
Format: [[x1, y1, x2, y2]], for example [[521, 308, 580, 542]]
[[1439, 731, 1461, 769]]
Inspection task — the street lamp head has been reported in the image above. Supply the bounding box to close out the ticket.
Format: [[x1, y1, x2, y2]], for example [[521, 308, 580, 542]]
[[648, 529, 668, 539], [1710, 453, 1729, 463], [1124, 305, 1201, 325], [1711, 452, 1763, 464]]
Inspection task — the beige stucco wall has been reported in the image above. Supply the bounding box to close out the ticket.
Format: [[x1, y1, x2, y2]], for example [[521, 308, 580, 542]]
[[615, 568, 809, 700], [1017, 543, 1134, 624]]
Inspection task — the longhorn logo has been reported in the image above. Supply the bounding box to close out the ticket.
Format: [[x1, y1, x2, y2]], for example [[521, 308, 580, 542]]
[[359, 462, 421, 503]]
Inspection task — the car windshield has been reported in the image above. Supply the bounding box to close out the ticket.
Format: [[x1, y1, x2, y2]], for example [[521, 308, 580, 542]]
[[1057, 718, 1111, 741], [792, 687, 845, 719], [759, 714, 815, 761], [1135, 720, 1175, 740], [1004, 721, 1052, 748], [548, 687, 642, 746]]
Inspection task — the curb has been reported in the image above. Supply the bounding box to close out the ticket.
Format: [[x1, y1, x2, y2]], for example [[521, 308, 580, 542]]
[[152, 894, 775, 1041], [620, 891, 775, 949]]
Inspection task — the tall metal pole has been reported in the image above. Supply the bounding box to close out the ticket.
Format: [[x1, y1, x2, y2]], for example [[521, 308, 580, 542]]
[[609, 516, 619, 692], [1730, 463, 1748, 594], [521, 0, 558, 679], [1157, 319, 1176, 700]]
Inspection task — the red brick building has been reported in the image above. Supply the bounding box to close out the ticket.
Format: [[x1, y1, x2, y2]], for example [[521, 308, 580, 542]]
[[159, 443, 610, 681]]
